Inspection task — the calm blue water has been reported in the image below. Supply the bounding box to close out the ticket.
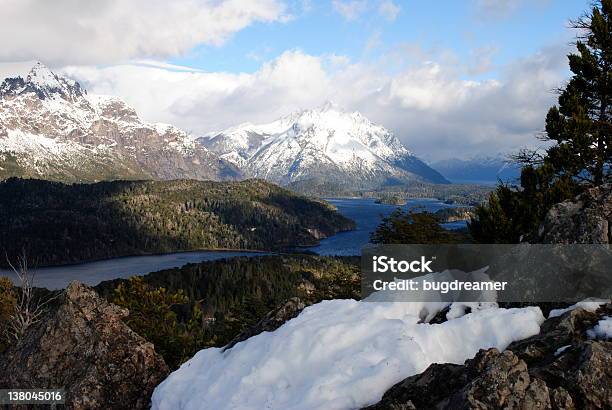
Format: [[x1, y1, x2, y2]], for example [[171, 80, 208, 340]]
[[306, 198, 467, 256], [1, 198, 467, 289], [0, 251, 261, 290]]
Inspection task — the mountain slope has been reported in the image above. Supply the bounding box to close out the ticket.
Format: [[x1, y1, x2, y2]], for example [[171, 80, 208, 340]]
[[432, 155, 521, 184], [0, 63, 241, 182], [199, 102, 449, 188]]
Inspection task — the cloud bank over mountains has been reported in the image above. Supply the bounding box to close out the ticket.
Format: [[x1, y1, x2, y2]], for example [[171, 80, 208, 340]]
[[60, 44, 568, 161], [0, 0, 573, 161]]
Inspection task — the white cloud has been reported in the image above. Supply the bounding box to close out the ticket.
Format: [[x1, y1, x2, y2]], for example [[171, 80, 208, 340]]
[[378, 0, 401, 21], [467, 46, 499, 75], [472, 0, 549, 20], [332, 0, 368, 21], [57, 44, 569, 161], [473, 0, 522, 18], [0, 0, 288, 65], [61, 51, 331, 135]]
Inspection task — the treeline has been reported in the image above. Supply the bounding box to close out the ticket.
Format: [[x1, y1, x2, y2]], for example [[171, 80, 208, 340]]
[[0, 178, 355, 267], [288, 178, 492, 206], [94, 254, 360, 368]]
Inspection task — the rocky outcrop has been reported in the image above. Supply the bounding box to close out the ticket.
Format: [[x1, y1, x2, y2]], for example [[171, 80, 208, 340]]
[[224, 297, 306, 351], [0, 282, 169, 409], [539, 184, 612, 244], [365, 303, 612, 409]]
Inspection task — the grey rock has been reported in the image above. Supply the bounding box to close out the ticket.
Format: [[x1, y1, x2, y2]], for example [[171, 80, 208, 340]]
[[364, 304, 612, 409], [539, 184, 612, 244], [0, 282, 169, 409], [550, 387, 574, 410]]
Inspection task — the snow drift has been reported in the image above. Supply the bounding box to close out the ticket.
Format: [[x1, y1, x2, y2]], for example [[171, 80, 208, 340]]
[[152, 297, 544, 410]]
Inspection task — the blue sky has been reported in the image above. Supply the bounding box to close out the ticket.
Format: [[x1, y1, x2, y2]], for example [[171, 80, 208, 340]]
[[0, 0, 595, 160], [169, 0, 589, 78]]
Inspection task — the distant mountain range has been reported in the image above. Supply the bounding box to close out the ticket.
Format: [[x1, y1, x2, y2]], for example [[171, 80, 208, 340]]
[[431, 156, 521, 184], [0, 63, 240, 182], [199, 102, 449, 188], [3, 63, 520, 189]]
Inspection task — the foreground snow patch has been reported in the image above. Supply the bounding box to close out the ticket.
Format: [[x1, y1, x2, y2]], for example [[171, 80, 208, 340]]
[[548, 299, 609, 318], [152, 300, 543, 410], [587, 316, 612, 339]]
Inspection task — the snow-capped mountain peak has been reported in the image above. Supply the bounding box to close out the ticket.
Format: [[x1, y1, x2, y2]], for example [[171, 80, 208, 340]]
[[200, 103, 448, 187], [27, 62, 62, 89], [431, 155, 521, 184], [0, 63, 240, 182], [1, 61, 86, 103]]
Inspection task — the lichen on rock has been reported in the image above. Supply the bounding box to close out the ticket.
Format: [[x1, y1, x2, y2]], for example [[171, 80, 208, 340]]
[[0, 281, 169, 410]]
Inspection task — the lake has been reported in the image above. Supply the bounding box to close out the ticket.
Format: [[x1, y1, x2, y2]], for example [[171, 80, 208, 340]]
[[0, 251, 261, 290], [1, 197, 466, 289], [304, 197, 466, 256]]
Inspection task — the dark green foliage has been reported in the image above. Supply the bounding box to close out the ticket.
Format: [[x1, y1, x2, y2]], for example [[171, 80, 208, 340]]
[[0, 178, 354, 266], [289, 179, 493, 206], [543, 1, 612, 185], [370, 209, 469, 244], [469, 167, 578, 243], [96, 255, 360, 369], [112, 277, 192, 369], [469, 2, 612, 243]]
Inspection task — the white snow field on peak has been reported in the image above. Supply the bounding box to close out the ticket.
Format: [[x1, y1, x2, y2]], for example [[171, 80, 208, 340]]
[[152, 287, 545, 410], [199, 101, 449, 186]]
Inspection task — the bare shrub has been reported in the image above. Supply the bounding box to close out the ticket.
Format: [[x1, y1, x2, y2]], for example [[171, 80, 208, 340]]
[[4, 251, 59, 343]]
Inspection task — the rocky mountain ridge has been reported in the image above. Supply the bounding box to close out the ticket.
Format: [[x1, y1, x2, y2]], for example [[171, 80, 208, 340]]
[[432, 155, 521, 184], [0, 62, 240, 182]]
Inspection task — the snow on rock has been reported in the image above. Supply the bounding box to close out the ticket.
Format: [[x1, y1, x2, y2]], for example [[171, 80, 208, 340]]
[[554, 345, 571, 356], [152, 299, 544, 410], [446, 301, 498, 320], [27, 62, 63, 89], [548, 299, 610, 318], [587, 316, 612, 339]]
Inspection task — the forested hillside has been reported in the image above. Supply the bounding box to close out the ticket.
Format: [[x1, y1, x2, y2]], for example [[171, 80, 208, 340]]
[[0, 178, 355, 266], [94, 255, 360, 367]]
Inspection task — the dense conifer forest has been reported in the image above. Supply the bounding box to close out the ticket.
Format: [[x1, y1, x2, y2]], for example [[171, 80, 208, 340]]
[[0, 178, 355, 267], [94, 255, 361, 368]]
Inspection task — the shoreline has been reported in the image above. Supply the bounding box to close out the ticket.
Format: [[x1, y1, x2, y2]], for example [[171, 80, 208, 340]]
[[0, 248, 273, 271]]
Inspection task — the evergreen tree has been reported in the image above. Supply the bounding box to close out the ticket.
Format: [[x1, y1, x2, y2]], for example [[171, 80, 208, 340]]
[[371, 210, 468, 244], [470, 1, 612, 243], [542, 0, 612, 184]]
